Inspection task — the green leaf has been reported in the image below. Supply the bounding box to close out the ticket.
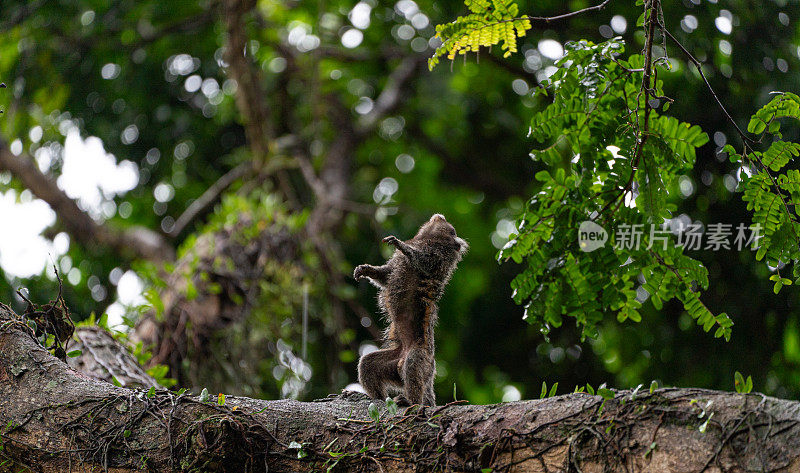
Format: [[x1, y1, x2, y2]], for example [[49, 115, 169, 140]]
[[147, 386, 155, 398], [748, 92, 800, 134], [630, 384, 643, 400], [759, 141, 800, 172], [548, 382, 558, 398], [698, 412, 713, 433], [218, 393, 226, 406], [645, 441, 657, 458], [368, 402, 380, 421], [289, 441, 307, 459], [733, 372, 754, 393], [649, 380, 658, 393], [734, 371, 745, 393], [723, 144, 741, 162], [143, 288, 165, 319], [385, 397, 398, 416], [66, 350, 82, 358], [650, 115, 709, 165], [597, 388, 614, 400]]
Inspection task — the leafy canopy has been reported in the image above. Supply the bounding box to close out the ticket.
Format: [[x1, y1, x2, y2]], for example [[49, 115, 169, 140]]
[[431, 0, 800, 342]]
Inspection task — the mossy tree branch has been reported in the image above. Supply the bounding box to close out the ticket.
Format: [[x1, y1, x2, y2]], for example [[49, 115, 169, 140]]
[[2, 303, 800, 472]]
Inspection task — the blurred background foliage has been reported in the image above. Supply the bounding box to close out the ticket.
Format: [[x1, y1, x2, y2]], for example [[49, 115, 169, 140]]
[[0, 0, 799, 403]]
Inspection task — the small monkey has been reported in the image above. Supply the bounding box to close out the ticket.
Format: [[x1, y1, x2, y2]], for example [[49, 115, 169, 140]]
[[354, 214, 468, 406]]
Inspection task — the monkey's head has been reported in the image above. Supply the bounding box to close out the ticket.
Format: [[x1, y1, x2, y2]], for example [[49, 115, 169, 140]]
[[416, 214, 469, 256]]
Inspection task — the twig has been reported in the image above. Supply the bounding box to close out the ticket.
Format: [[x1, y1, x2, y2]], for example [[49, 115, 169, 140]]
[[662, 28, 756, 146], [524, 0, 612, 23], [458, 0, 613, 34], [168, 161, 254, 239], [595, 0, 659, 221]]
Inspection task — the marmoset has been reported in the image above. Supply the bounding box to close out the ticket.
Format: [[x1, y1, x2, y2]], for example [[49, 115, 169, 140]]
[[354, 214, 468, 406]]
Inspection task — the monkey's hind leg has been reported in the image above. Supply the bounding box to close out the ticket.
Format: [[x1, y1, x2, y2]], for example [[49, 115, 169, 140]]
[[358, 347, 402, 400], [423, 380, 436, 407], [399, 346, 435, 406]]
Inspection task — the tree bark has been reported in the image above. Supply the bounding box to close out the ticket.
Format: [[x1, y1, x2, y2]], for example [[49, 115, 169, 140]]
[[2, 303, 800, 472], [67, 326, 161, 389]]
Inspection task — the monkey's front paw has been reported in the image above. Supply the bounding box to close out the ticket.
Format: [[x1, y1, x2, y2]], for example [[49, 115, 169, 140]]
[[382, 235, 400, 246], [353, 265, 368, 281]]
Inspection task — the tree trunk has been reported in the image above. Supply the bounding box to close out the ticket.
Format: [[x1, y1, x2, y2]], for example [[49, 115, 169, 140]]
[[1, 303, 799, 473]]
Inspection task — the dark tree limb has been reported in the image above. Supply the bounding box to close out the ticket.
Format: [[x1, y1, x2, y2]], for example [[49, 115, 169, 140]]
[[0, 143, 174, 262], [2, 303, 800, 472], [168, 135, 304, 240], [221, 0, 302, 208], [222, 0, 274, 155]]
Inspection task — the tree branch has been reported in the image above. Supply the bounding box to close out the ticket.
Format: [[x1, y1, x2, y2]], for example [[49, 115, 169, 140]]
[[169, 134, 305, 240], [222, 0, 299, 204], [168, 161, 254, 239], [2, 303, 800, 472], [221, 0, 273, 157], [523, 0, 612, 23], [356, 56, 425, 136], [311, 54, 424, 230], [0, 143, 174, 262]]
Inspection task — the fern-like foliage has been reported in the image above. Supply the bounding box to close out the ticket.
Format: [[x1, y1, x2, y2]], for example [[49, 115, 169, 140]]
[[747, 92, 800, 134], [758, 141, 800, 172], [727, 92, 800, 277], [494, 38, 732, 341], [428, 0, 531, 70], [430, 6, 800, 343]]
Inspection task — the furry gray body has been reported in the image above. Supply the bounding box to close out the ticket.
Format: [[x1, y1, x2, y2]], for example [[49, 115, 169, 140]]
[[354, 214, 467, 406]]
